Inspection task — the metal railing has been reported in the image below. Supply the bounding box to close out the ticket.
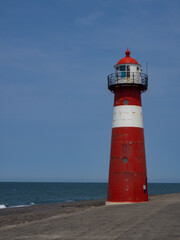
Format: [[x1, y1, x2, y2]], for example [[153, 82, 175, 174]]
[[107, 71, 148, 92]]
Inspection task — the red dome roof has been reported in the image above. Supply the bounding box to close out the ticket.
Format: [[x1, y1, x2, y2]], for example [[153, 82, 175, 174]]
[[116, 49, 139, 65]]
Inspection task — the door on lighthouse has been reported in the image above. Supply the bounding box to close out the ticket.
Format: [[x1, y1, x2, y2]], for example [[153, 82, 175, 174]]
[[119, 172, 134, 202], [119, 142, 134, 202]]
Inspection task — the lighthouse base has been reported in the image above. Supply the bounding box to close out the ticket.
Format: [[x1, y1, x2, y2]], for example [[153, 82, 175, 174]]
[[105, 201, 135, 206], [105, 199, 148, 206]]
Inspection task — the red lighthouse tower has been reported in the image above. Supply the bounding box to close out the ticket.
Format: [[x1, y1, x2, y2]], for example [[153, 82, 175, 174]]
[[106, 49, 148, 204]]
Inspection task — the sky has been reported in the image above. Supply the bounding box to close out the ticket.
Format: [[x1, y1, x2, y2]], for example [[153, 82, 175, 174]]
[[0, 0, 180, 182]]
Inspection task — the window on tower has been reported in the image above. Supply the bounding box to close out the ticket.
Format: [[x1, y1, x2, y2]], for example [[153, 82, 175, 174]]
[[120, 65, 125, 71], [120, 65, 126, 77], [123, 99, 129, 105], [122, 157, 128, 163]]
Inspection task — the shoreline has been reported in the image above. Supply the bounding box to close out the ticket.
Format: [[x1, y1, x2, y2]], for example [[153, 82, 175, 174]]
[[1, 190, 179, 210]]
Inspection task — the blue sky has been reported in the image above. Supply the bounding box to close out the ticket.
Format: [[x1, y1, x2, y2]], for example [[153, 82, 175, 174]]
[[0, 0, 180, 182]]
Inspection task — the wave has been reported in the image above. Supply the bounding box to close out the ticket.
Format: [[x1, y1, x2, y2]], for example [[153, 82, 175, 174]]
[[0, 202, 35, 210], [10, 202, 35, 208], [0, 204, 7, 209]]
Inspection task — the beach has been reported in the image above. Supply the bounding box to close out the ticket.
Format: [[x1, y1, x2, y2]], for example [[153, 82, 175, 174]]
[[0, 199, 105, 228], [0, 193, 180, 239]]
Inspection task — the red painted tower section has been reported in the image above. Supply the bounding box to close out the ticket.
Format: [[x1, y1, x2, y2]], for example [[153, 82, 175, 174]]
[[106, 49, 148, 204]]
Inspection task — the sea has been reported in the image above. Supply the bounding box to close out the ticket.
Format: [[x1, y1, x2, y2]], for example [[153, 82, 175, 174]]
[[0, 182, 180, 209]]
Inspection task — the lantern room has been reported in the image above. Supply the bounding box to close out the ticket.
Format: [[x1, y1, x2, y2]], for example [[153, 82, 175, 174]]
[[107, 49, 148, 92]]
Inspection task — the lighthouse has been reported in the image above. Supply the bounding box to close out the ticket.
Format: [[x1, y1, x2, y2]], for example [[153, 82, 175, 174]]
[[106, 49, 148, 204]]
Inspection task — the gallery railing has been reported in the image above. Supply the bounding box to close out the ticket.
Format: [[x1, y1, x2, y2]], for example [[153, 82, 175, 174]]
[[107, 71, 148, 92]]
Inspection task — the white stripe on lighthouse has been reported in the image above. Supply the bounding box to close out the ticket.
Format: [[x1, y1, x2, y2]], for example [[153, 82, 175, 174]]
[[112, 105, 144, 128]]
